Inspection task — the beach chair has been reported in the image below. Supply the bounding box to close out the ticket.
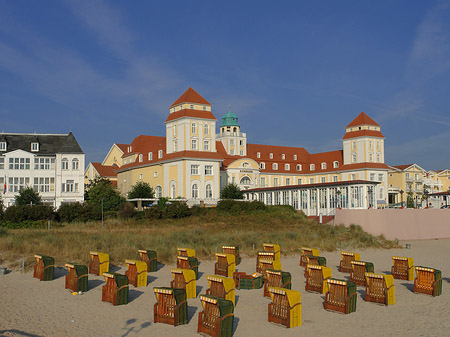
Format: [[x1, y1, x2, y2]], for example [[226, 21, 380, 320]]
[[170, 268, 196, 299], [391, 256, 414, 281], [215, 253, 236, 278], [299, 247, 319, 266], [365, 273, 395, 305], [138, 249, 157, 272], [33, 255, 54, 281], [125, 260, 147, 287], [305, 264, 332, 294], [302, 255, 327, 277], [153, 287, 188, 326], [176, 256, 199, 280], [324, 279, 357, 314], [257, 251, 281, 272], [350, 261, 374, 286], [222, 246, 240, 265], [177, 248, 196, 258], [268, 287, 301, 328], [65, 263, 88, 292], [102, 273, 129, 306], [206, 275, 236, 307], [198, 295, 234, 337], [233, 272, 264, 290], [264, 270, 292, 297], [263, 243, 281, 262], [89, 251, 109, 276], [339, 251, 360, 273], [258, 258, 282, 277], [414, 267, 442, 297]]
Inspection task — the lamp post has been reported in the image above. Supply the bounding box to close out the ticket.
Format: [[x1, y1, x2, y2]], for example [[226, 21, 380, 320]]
[[400, 190, 404, 208]]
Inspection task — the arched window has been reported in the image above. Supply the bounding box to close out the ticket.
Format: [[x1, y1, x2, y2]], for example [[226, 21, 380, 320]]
[[321, 162, 326, 169], [155, 186, 162, 199], [205, 184, 212, 198], [191, 123, 197, 134], [284, 164, 290, 170], [240, 176, 251, 185], [296, 164, 302, 171], [72, 158, 79, 170], [272, 163, 278, 170], [260, 162, 265, 169], [171, 183, 176, 198], [333, 161, 339, 168], [62, 158, 68, 170], [204, 123, 209, 135], [158, 150, 163, 159], [192, 184, 198, 199], [139, 154, 143, 162], [310, 164, 315, 171], [148, 152, 153, 160]]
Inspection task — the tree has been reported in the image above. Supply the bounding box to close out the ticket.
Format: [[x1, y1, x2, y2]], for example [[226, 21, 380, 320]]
[[15, 187, 42, 206], [422, 184, 430, 208], [127, 181, 154, 199], [220, 183, 244, 199], [85, 177, 125, 211]]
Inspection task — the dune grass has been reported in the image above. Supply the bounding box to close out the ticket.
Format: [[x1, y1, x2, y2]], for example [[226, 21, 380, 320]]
[[0, 206, 399, 270]]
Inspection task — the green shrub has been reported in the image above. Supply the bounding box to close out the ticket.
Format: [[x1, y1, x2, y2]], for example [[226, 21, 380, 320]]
[[57, 203, 84, 223], [143, 207, 162, 219], [162, 202, 191, 219], [119, 202, 136, 219], [3, 205, 54, 223], [217, 200, 266, 213]]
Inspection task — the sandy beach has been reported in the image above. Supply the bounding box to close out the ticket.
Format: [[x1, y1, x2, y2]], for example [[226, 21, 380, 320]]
[[1, 239, 449, 337]]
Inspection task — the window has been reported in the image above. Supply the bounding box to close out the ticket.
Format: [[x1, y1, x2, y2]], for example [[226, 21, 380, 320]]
[[158, 150, 163, 159], [191, 123, 197, 134], [242, 162, 249, 168], [138, 154, 143, 163], [296, 164, 302, 171], [310, 164, 315, 171], [230, 139, 234, 145], [155, 186, 162, 198], [205, 184, 212, 198], [370, 173, 375, 181], [352, 154, 357, 163], [379, 187, 384, 199], [191, 139, 197, 150], [174, 140, 178, 152], [351, 174, 356, 180], [297, 178, 302, 184], [0, 142, 6, 151], [230, 149, 234, 155], [62, 180, 77, 193], [8, 177, 30, 192], [204, 140, 209, 151], [285, 164, 290, 170], [321, 177, 326, 183], [286, 178, 291, 185], [272, 163, 278, 170], [257, 152, 261, 158], [239, 140, 243, 146], [333, 161, 339, 168], [148, 152, 153, 160], [333, 175, 338, 182], [192, 184, 198, 198], [34, 177, 55, 193], [377, 141, 380, 150], [293, 155, 297, 160], [260, 162, 265, 169], [62, 158, 68, 170], [240, 176, 251, 185], [153, 172, 158, 178], [190, 104, 194, 109], [309, 178, 314, 184], [31, 143, 39, 152], [260, 177, 266, 187], [240, 150, 244, 156], [191, 165, 199, 175], [173, 124, 177, 136], [0, 157, 3, 169], [269, 153, 273, 159], [203, 106, 206, 111], [72, 158, 79, 170], [378, 174, 383, 181], [204, 123, 209, 135], [273, 178, 279, 187], [9, 157, 30, 170], [282, 154, 285, 160], [321, 162, 326, 169], [369, 153, 373, 162], [369, 140, 373, 149], [352, 141, 356, 150], [205, 165, 213, 175], [139, 174, 143, 180], [376, 153, 380, 162]]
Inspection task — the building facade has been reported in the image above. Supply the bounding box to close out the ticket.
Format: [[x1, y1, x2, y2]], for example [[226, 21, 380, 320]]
[[0, 132, 85, 208]]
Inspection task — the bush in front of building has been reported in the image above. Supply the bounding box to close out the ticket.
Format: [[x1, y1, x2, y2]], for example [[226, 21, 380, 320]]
[[15, 187, 42, 206], [1, 205, 54, 226], [119, 202, 137, 219], [217, 200, 266, 213], [85, 177, 126, 212], [57, 202, 85, 223], [220, 183, 244, 199], [127, 181, 154, 199], [161, 202, 191, 219]]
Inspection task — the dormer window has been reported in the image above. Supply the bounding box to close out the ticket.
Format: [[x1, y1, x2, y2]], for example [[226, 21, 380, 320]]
[[139, 154, 143, 162], [31, 142, 39, 152], [284, 164, 290, 170], [333, 161, 339, 168], [257, 152, 261, 158], [293, 155, 297, 160], [158, 150, 163, 159], [260, 162, 265, 169], [310, 164, 315, 171], [296, 164, 302, 171], [269, 153, 273, 159], [203, 106, 206, 111], [190, 104, 194, 109], [272, 163, 278, 170], [148, 152, 153, 160], [321, 162, 327, 169], [282, 154, 285, 160], [0, 142, 6, 151]]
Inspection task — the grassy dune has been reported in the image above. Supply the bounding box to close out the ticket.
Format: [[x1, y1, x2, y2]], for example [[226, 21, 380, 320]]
[[0, 207, 399, 270]]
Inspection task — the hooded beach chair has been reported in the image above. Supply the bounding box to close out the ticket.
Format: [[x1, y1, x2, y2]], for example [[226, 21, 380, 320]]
[[215, 253, 236, 278], [257, 252, 282, 273], [339, 251, 360, 273], [324, 279, 357, 314], [305, 264, 332, 294], [414, 267, 442, 297], [233, 272, 264, 290], [206, 275, 235, 307], [198, 295, 234, 337], [258, 258, 282, 277], [302, 255, 327, 277], [176, 255, 199, 280], [268, 287, 301, 328], [299, 247, 319, 266], [89, 251, 109, 276], [33, 255, 54, 281], [65, 263, 88, 292], [138, 249, 157, 272], [264, 270, 292, 297], [125, 260, 147, 287], [177, 248, 196, 258], [365, 273, 395, 305], [102, 273, 129, 306], [350, 261, 374, 286], [170, 268, 196, 299], [263, 243, 281, 262], [153, 287, 188, 326], [222, 246, 240, 265], [391, 256, 414, 281]]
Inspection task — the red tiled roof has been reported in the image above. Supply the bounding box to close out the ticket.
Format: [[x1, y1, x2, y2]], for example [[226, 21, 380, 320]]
[[346, 112, 380, 127], [391, 164, 414, 171], [342, 130, 384, 139], [91, 162, 117, 177], [165, 109, 217, 123], [169, 87, 211, 108], [115, 143, 128, 153]]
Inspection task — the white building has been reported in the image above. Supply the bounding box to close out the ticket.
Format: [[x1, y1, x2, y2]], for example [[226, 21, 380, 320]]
[[0, 132, 85, 208]]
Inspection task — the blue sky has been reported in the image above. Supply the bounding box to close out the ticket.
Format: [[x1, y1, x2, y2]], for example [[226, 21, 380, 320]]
[[0, 0, 449, 170]]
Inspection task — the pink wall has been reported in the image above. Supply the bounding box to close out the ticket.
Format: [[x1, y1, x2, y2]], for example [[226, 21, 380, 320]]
[[334, 209, 450, 240]]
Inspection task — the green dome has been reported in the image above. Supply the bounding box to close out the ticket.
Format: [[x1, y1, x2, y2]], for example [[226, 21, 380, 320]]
[[221, 108, 239, 127]]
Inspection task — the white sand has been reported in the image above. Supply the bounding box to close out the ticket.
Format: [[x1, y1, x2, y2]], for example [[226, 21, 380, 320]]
[[1, 239, 449, 336]]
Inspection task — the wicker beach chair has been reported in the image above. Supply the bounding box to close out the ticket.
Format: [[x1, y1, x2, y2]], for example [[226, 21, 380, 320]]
[[257, 252, 282, 273], [153, 287, 188, 326], [324, 279, 357, 314], [268, 287, 302, 328], [264, 270, 292, 297], [176, 255, 199, 280], [391, 256, 414, 281], [258, 258, 282, 278], [305, 264, 332, 294], [299, 247, 319, 266], [414, 267, 442, 297], [89, 252, 109, 276], [233, 272, 264, 290], [33, 255, 54, 281], [125, 260, 147, 287], [177, 248, 196, 258], [170, 268, 196, 299], [339, 251, 360, 273], [365, 273, 395, 305], [102, 273, 129, 306], [350, 261, 374, 286], [215, 253, 236, 278], [222, 246, 240, 265], [65, 263, 88, 292], [263, 243, 281, 262], [198, 295, 234, 337], [206, 275, 236, 307], [138, 249, 157, 272], [302, 255, 327, 277]]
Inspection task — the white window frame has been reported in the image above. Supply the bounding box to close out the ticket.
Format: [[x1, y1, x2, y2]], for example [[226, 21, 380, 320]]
[[257, 152, 261, 158], [158, 150, 163, 159], [0, 142, 6, 151], [191, 139, 197, 150], [205, 165, 213, 175], [269, 153, 273, 159], [204, 123, 209, 135], [62, 158, 69, 170], [148, 152, 153, 160], [296, 164, 302, 171], [333, 161, 339, 168], [31, 142, 39, 152], [191, 165, 199, 175], [260, 162, 265, 169], [191, 123, 197, 134], [321, 162, 326, 169], [72, 158, 79, 170], [203, 140, 209, 151], [205, 184, 212, 198], [272, 163, 278, 170], [285, 164, 290, 170], [192, 184, 198, 199], [310, 164, 315, 171]]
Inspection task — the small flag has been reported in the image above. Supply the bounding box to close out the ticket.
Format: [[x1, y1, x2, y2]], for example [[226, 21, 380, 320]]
[[3, 176, 6, 194]]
